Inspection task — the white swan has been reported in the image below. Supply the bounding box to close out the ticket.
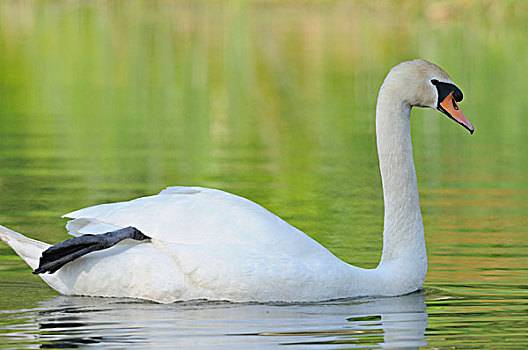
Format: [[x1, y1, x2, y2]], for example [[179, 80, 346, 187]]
[[0, 59, 473, 303]]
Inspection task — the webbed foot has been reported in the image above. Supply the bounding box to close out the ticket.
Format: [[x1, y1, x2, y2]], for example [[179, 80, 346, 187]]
[[33, 226, 149, 274]]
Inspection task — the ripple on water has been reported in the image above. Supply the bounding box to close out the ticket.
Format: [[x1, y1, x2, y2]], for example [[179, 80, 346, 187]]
[[0, 292, 429, 349], [0, 283, 527, 348], [425, 283, 528, 349]]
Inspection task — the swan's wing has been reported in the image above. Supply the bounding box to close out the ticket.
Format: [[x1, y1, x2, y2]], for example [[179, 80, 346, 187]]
[[58, 186, 353, 301], [63, 186, 328, 257]]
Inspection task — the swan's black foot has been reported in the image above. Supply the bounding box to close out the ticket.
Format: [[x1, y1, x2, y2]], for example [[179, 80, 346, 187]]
[[33, 226, 150, 275]]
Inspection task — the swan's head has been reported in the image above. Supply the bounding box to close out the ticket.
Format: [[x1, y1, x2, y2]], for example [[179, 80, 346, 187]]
[[383, 59, 474, 134]]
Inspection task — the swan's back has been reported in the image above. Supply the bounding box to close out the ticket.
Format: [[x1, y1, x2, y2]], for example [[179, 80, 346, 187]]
[[65, 186, 327, 257]]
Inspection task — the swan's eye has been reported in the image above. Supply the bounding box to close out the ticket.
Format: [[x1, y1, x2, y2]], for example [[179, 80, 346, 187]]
[[452, 98, 459, 110]]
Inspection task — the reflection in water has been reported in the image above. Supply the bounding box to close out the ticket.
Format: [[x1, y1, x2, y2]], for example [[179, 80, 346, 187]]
[[3, 292, 427, 349]]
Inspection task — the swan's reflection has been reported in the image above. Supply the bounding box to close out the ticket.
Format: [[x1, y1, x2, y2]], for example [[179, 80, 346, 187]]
[[28, 292, 427, 349]]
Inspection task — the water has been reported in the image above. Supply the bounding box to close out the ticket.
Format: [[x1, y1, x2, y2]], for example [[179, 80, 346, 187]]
[[1, 294, 429, 349], [0, 1, 527, 348]]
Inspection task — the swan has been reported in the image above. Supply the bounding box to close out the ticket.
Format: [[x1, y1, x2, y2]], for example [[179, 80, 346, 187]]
[[0, 59, 473, 303]]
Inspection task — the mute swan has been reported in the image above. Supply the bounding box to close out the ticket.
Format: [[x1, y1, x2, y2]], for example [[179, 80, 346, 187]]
[[0, 59, 473, 303]]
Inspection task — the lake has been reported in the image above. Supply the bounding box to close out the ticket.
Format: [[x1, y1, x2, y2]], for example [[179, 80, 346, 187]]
[[0, 1, 527, 348]]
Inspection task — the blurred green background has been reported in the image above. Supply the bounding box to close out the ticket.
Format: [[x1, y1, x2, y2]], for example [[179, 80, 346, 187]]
[[0, 0, 527, 296]]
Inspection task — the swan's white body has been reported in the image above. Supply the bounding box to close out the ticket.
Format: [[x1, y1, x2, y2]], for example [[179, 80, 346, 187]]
[[0, 60, 471, 303]]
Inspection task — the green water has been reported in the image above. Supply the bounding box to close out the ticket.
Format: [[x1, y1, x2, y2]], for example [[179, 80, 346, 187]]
[[0, 1, 527, 348]]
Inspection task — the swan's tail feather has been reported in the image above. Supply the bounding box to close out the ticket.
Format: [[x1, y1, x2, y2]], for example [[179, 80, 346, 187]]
[[0, 224, 51, 271]]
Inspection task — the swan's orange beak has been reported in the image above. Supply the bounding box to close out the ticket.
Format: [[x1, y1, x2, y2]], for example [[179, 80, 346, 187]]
[[438, 91, 474, 134]]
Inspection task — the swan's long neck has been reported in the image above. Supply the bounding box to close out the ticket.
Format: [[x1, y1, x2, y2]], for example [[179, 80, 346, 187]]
[[375, 83, 427, 275]]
